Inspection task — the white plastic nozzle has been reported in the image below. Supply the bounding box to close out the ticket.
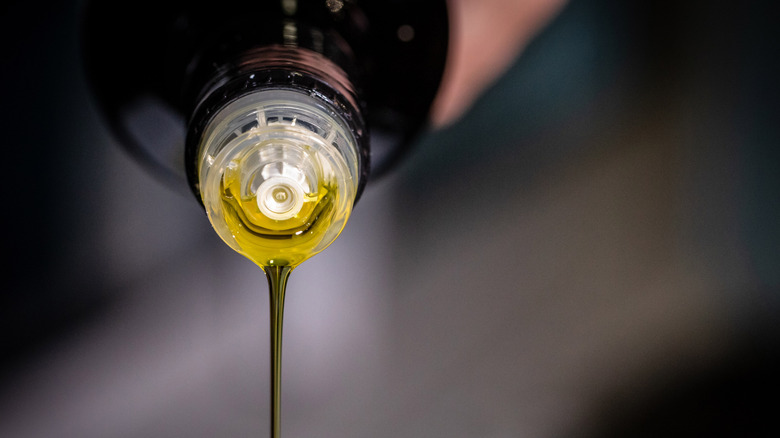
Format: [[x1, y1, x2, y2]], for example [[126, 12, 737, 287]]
[[257, 175, 306, 220]]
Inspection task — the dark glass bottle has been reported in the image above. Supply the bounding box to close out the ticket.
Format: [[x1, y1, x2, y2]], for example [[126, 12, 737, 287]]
[[82, 0, 448, 203]]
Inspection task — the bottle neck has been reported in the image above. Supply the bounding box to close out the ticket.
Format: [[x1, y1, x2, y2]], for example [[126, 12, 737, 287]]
[[185, 45, 369, 204]]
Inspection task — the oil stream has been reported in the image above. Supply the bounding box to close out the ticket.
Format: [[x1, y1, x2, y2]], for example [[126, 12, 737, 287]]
[[208, 149, 351, 438]]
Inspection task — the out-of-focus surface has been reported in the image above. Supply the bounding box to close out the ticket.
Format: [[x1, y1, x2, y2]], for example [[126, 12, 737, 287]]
[[2, 0, 778, 437]]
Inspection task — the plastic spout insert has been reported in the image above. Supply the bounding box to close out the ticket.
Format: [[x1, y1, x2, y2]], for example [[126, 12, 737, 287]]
[[196, 75, 361, 266], [186, 44, 368, 266]]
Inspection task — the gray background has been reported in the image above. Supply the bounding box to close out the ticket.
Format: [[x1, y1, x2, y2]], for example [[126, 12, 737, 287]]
[[2, 0, 778, 437]]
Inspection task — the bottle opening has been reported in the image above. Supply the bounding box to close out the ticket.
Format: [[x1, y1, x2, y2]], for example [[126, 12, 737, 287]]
[[197, 89, 360, 267]]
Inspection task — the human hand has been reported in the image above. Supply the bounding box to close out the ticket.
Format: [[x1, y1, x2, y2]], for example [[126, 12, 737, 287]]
[[431, 0, 567, 128]]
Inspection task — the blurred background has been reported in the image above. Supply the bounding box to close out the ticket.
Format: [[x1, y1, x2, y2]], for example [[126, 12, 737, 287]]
[[2, 0, 778, 437]]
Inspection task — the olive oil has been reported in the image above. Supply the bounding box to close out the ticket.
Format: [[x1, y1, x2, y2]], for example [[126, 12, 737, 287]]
[[219, 159, 348, 268], [265, 264, 291, 438], [198, 89, 359, 438], [214, 160, 351, 438], [215, 147, 352, 436]]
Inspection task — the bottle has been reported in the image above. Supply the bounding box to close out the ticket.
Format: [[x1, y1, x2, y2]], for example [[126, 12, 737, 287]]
[[83, 0, 447, 264]]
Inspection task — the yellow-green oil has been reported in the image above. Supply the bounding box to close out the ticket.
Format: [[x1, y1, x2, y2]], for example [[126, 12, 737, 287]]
[[219, 163, 342, 268], [213, 155, 351, 438]]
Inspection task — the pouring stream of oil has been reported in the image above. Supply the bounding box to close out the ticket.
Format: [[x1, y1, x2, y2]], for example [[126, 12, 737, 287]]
[[265, 264, 292, 438], [211, 156, 350, 438]]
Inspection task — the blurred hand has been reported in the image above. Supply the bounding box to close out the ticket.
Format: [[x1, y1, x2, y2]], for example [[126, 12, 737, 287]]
[[431, 0, 567, 128]]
